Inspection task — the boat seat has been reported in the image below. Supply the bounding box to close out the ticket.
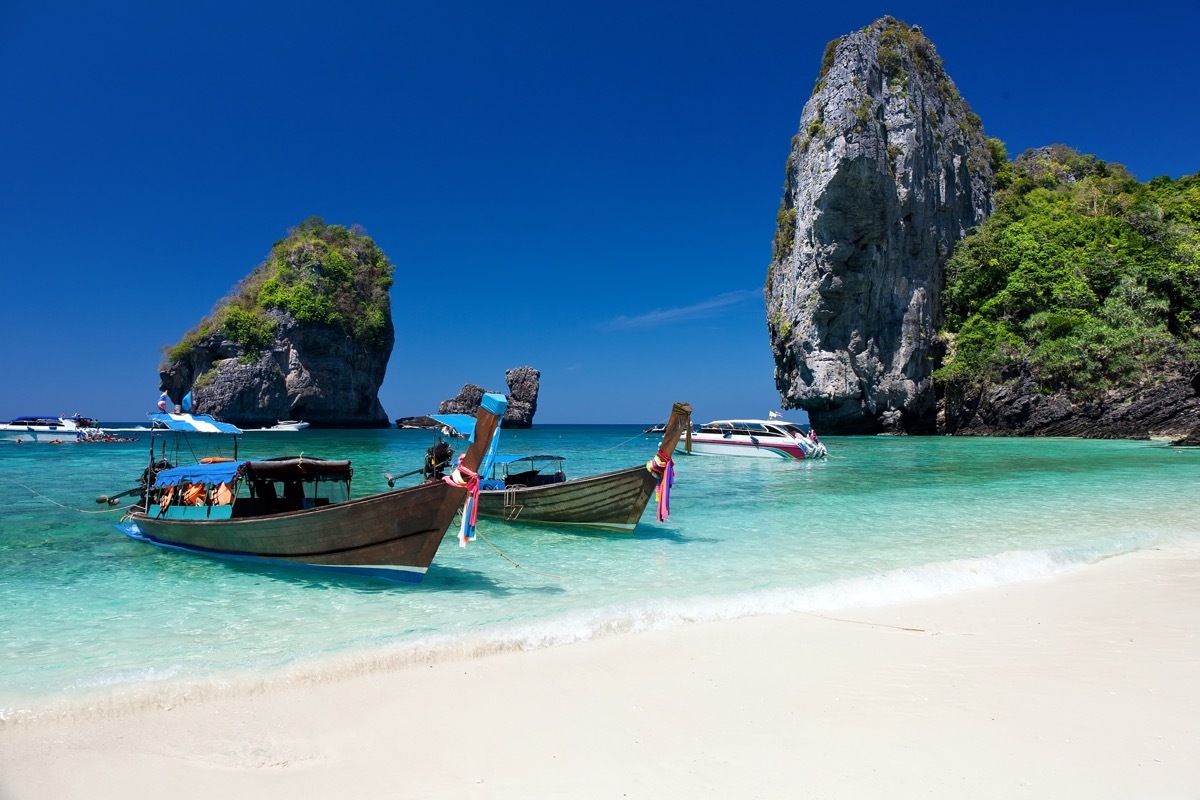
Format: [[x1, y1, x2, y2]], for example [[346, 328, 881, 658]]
[[504, 470, 539, 487], [526, 472, 565, 487], [231, 498, 270, 518]]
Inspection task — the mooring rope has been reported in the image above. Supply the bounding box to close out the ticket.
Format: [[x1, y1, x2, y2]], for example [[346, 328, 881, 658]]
[[473, 528, 565, 579], [602, 428, 660, 451], [12, 482, 132, 514]]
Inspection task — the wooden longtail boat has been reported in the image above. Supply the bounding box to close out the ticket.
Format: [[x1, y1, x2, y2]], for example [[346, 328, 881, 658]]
[[472, 402, 692, 532], [119, 397, 505, 582]]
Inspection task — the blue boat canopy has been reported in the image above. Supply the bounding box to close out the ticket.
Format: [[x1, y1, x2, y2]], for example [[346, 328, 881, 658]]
[[152, 460, 247, 487], [430, 414, 476, 437], [148, 412, 242, 434]]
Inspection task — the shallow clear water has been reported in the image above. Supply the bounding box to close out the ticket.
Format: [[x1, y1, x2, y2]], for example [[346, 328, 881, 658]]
[[3, 427, 1199, 720]]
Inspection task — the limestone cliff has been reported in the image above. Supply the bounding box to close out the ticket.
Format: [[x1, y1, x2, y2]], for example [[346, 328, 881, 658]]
[[501, 366, 540, 428], [436, 366, 540, 428], [766, 17, 994, 434], [159, 218, 395, 428], [940, 364, 1200, 439]]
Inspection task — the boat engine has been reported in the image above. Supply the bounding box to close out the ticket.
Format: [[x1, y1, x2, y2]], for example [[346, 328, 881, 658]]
[[423, 441, 454, 481], [140, 459, 174, 490]]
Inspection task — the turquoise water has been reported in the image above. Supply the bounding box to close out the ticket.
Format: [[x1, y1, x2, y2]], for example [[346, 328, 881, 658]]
[[3, 427, 1199, 720]]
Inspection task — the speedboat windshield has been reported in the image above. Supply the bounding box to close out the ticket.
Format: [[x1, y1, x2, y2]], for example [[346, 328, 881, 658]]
[[774, 423, 808, 437]]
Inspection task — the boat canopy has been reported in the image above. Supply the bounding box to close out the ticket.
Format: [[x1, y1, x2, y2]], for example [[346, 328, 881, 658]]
[[242, 457, 353, 481], [699, 419, 810, 434], [491, 454, 564, 465], [430, 414, 476, 437], [148, 412, 243, 434], [153, 460, 248, 488]]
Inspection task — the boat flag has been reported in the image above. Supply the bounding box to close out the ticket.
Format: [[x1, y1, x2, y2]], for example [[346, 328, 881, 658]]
[[181, 392, 193, 413], [768, 411, 782, 419], [157, 391, 169, 412]]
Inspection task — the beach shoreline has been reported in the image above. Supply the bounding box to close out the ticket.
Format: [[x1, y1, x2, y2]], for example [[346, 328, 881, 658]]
[[3, 543, 1199, 799]]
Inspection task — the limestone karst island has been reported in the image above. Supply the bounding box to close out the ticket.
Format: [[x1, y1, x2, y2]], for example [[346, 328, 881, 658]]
[[159, 217, 543, 430], [156, 18, 1200, 442], [159, 217, 396, 428], [766, 17, 1200, 439]]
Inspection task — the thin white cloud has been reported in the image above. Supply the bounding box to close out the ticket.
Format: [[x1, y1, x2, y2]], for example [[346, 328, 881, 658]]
[[603, 289, 762, 330]]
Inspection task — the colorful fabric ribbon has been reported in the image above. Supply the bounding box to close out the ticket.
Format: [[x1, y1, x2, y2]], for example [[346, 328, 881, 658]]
[[646, 450, 675, 522], [443, 457, 481, 546]]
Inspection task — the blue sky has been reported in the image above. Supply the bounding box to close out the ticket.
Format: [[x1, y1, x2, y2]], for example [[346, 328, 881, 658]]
[[2, 1, 1197, 425]]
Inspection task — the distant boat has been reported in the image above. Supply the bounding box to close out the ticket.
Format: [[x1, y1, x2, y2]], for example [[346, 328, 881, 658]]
[[686, 418, 827, 460], [0, 414, 98, 443], [241, 420, 311, 432], [117, 398, 506, 582], [433, 402, 693, 532]]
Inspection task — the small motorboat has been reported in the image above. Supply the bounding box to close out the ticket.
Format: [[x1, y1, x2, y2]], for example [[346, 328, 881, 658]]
[[686, 418, 827, 460], [0, 414, 99, 443]]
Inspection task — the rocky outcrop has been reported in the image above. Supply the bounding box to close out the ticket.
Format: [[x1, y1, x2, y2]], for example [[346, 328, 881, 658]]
[[160, 311, 393, 428], [438, 384, 487, 416], [502, 366, 540, 428], [939, 366, 1200, 439], [159, 219, 395, 428], [766, 18, 994, 434], [394, 415, 440, 430], [1171, 423, 1200, 447], [436, 366, 540, 428]]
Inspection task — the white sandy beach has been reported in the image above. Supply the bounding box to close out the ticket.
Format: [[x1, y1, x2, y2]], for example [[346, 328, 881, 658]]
[[2, 544, 1198, 799]]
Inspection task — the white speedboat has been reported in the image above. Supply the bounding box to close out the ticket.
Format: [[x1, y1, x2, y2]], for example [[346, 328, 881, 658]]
[[0, 414, 98, 443], [271, 420, 310, 431], [686, 419, 827, 460]]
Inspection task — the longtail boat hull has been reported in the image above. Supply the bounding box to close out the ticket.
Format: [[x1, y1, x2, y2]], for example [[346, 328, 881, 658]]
[[475, 465, 656, 532], [117, 397, 507, 583], [124, 480, 466, 582], [474, 401, 692, 532]]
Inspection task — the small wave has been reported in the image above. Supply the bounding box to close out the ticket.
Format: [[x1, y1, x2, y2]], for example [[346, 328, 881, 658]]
[[404, 541, 1130, 645], [1, 540, 1143, 727]]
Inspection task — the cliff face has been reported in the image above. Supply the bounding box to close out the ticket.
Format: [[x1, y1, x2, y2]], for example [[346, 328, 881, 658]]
[[437, 366, 540, 428], [159, 219, 395, 428], [501, 366, 540, 428], [160, 311, 393, 428], [766, 18, 994, 434], [940, 365, 1200, 439]]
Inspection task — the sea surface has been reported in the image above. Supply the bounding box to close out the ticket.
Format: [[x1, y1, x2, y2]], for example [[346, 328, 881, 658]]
[[3, 425, 1199, 721]]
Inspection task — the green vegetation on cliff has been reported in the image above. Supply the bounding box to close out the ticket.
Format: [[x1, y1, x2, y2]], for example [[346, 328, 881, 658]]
[[936, 144, 1200, 396], [164, 217, 395, 364]]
